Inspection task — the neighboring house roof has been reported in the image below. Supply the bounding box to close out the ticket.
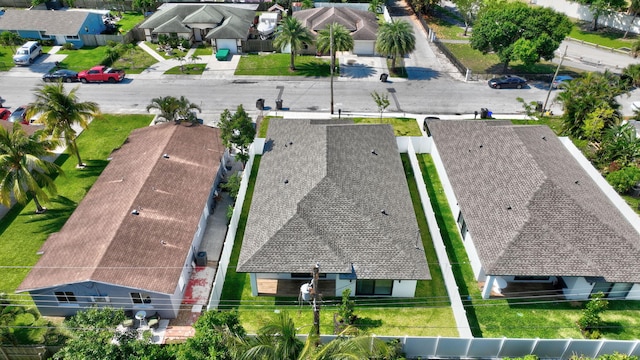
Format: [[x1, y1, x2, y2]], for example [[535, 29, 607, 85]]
[[18, 123, 225, 294], [427, 120, 640, 283], [293, 7, 378, 41], [140, 4, 254, 40], [237, 119, 430, 280], [0, 121, 44, 136], [0, 9, 91, 35]]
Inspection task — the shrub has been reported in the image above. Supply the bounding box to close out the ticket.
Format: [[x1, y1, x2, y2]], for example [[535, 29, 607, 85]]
[[221, 173, 241, 200], [338, 288, 356, 324], [578, 292, 609, 338], [62, 42, 75, 50], [606, 166, 640, 193]]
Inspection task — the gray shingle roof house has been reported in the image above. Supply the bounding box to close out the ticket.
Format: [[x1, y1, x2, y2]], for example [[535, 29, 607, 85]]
[[426, 120, 640, 300], [139, 4, 256, 54], [0, 9, 106, 48], [293, 7, 378, 55], [238, 119, 430, 298], [17, 122, 226, 318]]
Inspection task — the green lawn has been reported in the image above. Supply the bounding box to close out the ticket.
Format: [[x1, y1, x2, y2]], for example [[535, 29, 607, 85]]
[[57, 46, 156, 74], [235, 53, 331, 76], [116, 12, 145, 33], [1, 114, 153, 295], [419, 153, 640, 339], [193, 45, 212, 57], [57, 47, 110, 72], [111, 46, 158, 74], [353, 117, 421, 136], [0, 46, 16, 71], [220, 150, 457, 337], [424, 13, 469, 40], [569, 22, 638, 50], [164, 63, 206, 75]]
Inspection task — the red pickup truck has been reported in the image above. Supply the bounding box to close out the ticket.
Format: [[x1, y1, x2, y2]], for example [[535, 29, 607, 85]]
[[78, 66, 125, 83]]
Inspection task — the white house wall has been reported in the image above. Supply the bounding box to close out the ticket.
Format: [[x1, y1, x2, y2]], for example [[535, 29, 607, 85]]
[[392, 280, 417, 297], [336, 278, 355, 296], [353, 40, 375, 55], [626, 284, 640, 300], [535, 0, 640, 35], [216, 39, 238, 53], [562, 277, 594, 300]]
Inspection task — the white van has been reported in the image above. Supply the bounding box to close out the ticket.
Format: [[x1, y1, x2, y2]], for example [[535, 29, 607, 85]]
[[13, 41, 43, 66]]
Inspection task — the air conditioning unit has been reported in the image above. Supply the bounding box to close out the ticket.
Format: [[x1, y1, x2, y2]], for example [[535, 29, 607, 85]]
[[91, 296, 110, 303]]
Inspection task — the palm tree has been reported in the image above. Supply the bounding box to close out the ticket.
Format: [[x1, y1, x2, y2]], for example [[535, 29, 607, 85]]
[[240, 311, 303, 360], [625, 0, 640, 38], [0, 122, 61, 214], [176, 96, 202, 125], [146, 96, 181, 124], [622, 63, 640, 87], [29, 83, 100, 169], [368, 0, 385, 14], [375, 19, 416, 70], [273, 16, 314, 71], [315, 23, 354, 77]]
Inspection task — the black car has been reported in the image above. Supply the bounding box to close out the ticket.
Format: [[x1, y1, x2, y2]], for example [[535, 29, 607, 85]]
[[488, 75, 527, 89], [43, 69, 79, 83]]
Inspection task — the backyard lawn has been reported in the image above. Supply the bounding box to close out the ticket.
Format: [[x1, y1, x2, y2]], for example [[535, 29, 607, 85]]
[[353, 117, 421, 136], [1, 114, 153, 298], [235, 53, 331, 76], [569, 21, 638, 50], [419, 153, 640, 340]]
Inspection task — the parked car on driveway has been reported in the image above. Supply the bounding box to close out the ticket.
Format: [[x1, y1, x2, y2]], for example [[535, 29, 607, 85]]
[[13, 41, 43, 66], [0, 108, 11, 120], [8, 106, 29, 124], [78, 66, 125, 83], [552, 75, 573, 89], [43, 69, 79, 83], [488, 75, 527, 89]]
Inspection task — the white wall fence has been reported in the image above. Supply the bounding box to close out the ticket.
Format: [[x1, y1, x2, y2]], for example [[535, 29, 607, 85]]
[[535, 0, 640, 37], [207, 139, 265, 310]]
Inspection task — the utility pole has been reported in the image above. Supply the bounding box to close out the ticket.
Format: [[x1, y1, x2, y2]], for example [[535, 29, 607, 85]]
[[330, 23, 334, 115], [542, 45, 568, 116], [311, 263, 320, 338]]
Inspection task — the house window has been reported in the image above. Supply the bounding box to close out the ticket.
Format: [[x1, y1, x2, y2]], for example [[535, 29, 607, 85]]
[[356, 280, 393, 296], [39, 31, 50, 39], [54, 291, 77, 303], [594, 282, 634, 298], [457, 211, 467, 239], [130, 292, 151, 304], [65, 35, 80, 40]]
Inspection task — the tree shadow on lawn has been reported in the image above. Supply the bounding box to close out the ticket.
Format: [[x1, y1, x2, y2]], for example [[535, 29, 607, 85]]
[[70, 159, 110, 179], [354, 316, 383, 331], [22, 196, 78, 234], [295, 61, 330, 77]]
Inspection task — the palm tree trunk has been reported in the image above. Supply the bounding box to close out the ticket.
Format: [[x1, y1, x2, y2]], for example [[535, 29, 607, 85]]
[[391, 55, 397, 71], [290, 51, 296, 70], [624, 13, 638, 38], [32, 194, 45, 214], [72, 140, 84, 168]]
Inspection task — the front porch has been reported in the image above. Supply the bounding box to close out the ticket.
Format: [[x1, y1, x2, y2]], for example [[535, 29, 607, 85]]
[[257, 278, 336, 297]]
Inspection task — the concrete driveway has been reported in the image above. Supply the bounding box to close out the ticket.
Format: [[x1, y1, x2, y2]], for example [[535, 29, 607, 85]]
[[4, 47, 65, 79]]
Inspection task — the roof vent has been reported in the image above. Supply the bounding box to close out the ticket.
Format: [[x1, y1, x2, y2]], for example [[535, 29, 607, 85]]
[[506, 206, 512, 210], [371, 149, 378, 155], [542, 136, 547, 141], [381, 209, 388, 215], [163, 153, 170, 159], [131, 209, 139, 215], [289, 142, 293, 146], [160, 240, 167, 246], [575, 180, 580, 185], [284, 179, 289, 184], [479, 144, 483, 148]]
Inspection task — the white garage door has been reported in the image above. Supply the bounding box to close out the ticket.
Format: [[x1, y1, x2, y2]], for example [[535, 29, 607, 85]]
[[216, 39, 238, 54], [353, 40, 375, 56]]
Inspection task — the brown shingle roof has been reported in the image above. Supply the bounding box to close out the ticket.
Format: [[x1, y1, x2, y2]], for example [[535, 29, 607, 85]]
[[18, 122, 224, 294], [427, 120, 640, 282], [293, 7, 378, 41]]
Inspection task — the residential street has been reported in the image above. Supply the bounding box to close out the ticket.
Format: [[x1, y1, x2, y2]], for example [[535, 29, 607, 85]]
[[0, 0, 639, 122]]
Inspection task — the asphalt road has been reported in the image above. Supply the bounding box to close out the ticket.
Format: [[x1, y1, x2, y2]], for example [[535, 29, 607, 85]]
[[0, 0, 639, 122]]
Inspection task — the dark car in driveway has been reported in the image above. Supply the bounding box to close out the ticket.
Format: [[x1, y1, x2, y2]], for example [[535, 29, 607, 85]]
[[488, 75, 527, 89], [43, 69, 79, 83]]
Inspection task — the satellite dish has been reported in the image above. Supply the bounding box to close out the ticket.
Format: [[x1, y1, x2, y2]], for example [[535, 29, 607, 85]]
[[300, 283, 311, 302]]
